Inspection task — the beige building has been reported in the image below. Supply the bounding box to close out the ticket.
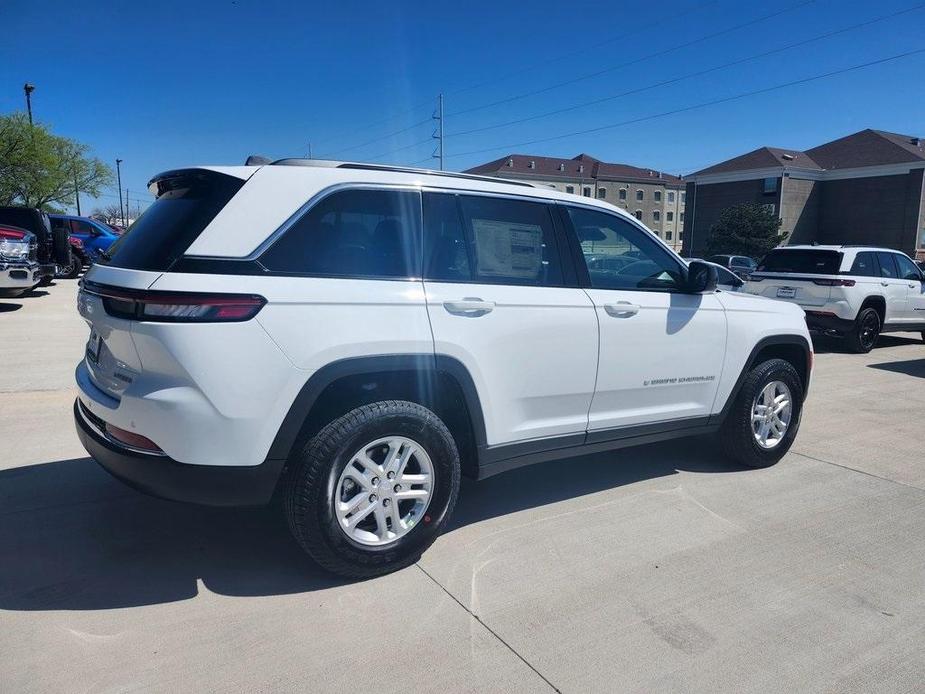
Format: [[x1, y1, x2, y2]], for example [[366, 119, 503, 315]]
[[465, 153, 687, 251]]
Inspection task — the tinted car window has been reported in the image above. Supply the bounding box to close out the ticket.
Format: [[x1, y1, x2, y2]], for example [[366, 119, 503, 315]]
[[261, 189, 421, 278], [104, 171, 244, 271], [893, 253, 922, 281], [757, 249, 842, 274], [876, 252, 898, 278], [453, 195, 562, 286], [71, 219, 96, 234], [849, 252, 878, 277], [566, 207, 684, 291], [423, 193, 470, 281]]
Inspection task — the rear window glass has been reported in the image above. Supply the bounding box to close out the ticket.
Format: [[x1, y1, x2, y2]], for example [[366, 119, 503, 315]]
[[101, 171, 244, 271], [757, 249, 842, 274]]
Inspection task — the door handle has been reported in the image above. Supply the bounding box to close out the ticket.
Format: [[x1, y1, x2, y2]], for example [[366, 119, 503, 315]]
[[910, 283, 919, 288], [881, 281, 890, 287], [443, 298, 495, 316], [603, 301, 640, 318]]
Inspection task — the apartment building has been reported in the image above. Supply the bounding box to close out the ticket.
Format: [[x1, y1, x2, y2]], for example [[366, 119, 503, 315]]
[[681, 129, 925, 260], [465, 154, 686, 250]]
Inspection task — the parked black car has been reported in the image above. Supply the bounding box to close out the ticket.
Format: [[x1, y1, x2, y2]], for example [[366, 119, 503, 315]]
[[0, 206, 71, 285]]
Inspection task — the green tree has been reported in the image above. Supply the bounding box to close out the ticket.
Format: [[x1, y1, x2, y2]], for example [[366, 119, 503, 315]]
[[705, 203, 784, 258], [0, 112, 112, 210]]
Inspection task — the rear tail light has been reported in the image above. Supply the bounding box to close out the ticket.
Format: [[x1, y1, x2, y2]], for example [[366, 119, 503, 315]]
[[0, 227, 26, 239], [82, 282, 266, 322], [812, 278, 855, 286]]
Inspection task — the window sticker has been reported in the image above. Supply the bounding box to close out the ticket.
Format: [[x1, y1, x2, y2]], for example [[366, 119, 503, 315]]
[[470, 218, 543, 279]]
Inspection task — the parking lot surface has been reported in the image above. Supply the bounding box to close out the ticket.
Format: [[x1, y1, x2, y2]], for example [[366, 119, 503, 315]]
[[2, 281, 924, 693]]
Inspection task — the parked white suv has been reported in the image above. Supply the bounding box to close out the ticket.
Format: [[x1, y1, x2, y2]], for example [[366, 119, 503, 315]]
[[745, 245, 925, 352], [74, 161, 812, 577]]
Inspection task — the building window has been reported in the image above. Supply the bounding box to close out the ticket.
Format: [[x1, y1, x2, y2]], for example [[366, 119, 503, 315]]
[[680, 212, 685, 222], [652, 210, 661, 222], [665, 231, 673, 241], [634, 210, 642, 220], [678, 231, 683, 240], [654, 190, 662, 202], [681, 192, 686, 203], [566, 185, 574, 194], [763, 177, 778, 194], [619, 188, 627, 201], [636, 189, 644, 201], [666, 211, 674, 222], [667, 191, 675, 203], [583, 187, 592, 197], [596, 188, 606, 199]]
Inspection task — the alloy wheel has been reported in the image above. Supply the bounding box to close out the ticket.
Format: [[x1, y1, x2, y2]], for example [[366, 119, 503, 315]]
[[751, 380, 793, 450]]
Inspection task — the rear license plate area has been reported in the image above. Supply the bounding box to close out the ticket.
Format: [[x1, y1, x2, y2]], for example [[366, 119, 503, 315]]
[[86, 331, 102, 363], [776, 287, 796, 299]]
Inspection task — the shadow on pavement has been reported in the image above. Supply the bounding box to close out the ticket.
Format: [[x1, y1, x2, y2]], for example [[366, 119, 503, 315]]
[[18, 289, 49, 299], [811, 333, 919, 354], [0, 439, 741, 611], [867, 358, 925, 379], [0, 302, 23, 313]]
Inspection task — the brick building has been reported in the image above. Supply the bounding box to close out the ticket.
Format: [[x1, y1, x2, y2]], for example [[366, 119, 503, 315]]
[[465, 154, 687, 251], [681, 129, 925, 260]]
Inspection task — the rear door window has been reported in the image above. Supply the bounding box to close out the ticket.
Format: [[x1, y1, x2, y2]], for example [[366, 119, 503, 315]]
[[848, 252, 878, 277], [103, 170, 244, 271], [876, 252, 898, 278], [757, 249, 842, 274], [260, 188, 421, 279], [423, 192, 470, 281], [449, 195, 563, 286]]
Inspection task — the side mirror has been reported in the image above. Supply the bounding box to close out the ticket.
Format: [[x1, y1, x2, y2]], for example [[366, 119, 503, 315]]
[[685, 261, 718, 294]]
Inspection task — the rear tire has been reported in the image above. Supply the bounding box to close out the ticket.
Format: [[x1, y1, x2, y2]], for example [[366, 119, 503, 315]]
[[719, 358, 804, 469], [847, 307, 880, 353], [285, 400, 460, 578]]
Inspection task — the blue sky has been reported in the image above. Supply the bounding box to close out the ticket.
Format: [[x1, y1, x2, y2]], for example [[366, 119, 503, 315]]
[[1, 0, 923, 213]]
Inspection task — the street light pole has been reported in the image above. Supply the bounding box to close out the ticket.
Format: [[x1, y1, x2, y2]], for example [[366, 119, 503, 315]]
[[23, 83, 35, 126], [115, 159, 124, 226]]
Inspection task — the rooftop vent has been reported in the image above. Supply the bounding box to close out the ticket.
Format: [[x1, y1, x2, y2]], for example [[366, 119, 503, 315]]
[[507, 158, 514, 167], [578, 165, 584, 173], [528, 160, 536, 169], [781, 153, 795, 161], [558, 163, 565, 171]]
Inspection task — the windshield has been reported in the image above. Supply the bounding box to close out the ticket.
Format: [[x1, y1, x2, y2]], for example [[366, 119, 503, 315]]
[[757, 249, 842, 274]]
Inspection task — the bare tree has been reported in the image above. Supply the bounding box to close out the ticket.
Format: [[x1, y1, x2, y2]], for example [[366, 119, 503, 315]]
[[90, 204, 125, 225]]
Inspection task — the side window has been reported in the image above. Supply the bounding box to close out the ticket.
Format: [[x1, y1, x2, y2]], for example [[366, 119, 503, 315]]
[[876, 252, 898, 279], [849, 252, 878, 277], [454, 195, 563, 286], [894, 253, 922, 281], [423, 193, 470, 282], [260, 189, 421, 278], [72, 219, 95, 234], [566, 206, 685, 291], [49, 217, 70, 232]]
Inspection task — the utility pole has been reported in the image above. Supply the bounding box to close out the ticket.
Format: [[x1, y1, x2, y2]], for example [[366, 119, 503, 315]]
[[432, 93, 444, 171], [115, 159, 124, 226], [23, 83, 35, 126], [308, 142, 313, 159]]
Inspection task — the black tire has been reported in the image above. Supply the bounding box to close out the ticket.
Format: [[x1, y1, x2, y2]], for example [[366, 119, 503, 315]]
[[56, 251, 81, 280], [719, 358, 804, 469], [847, 307, 880, 353], [285, 400, 460, 578]]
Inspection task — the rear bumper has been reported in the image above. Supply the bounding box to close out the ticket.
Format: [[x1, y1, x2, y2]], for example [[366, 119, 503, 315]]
[[74, 399, 286, 507], [804, 311, 855, 335]]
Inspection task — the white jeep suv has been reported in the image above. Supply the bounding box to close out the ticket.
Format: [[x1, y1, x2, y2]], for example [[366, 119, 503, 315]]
[[745, 245, 925, 353], [74, 160, 812, 577]]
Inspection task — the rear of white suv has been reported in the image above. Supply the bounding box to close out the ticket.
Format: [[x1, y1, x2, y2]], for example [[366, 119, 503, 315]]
[[745, 245, 925, 352]]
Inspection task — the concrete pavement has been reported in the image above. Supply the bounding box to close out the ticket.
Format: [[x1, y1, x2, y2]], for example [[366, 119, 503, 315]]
[[1, 280, 924, 692]]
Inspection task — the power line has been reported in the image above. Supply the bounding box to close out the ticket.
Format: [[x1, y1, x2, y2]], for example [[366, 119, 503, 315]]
[[323, 116, 432, 158], [445, 0, 721, 100], [368, 136, 435, 162], [447, 0, 817, 119], [447, 2, 925, 139], [443, 47, 925, 161], [303, 97, 435, 153]]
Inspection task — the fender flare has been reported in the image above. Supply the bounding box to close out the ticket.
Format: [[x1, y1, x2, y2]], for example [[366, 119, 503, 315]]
[[710, 334, 812, 425], [267, 353, 487, 461]]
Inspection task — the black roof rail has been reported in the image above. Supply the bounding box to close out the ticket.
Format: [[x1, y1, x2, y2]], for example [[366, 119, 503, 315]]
[[269, 158, 536, 188]]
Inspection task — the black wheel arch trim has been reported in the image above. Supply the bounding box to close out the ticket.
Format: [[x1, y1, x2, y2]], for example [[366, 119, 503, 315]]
[[710, 334, 812, 426], [267, 353, 488, 462]]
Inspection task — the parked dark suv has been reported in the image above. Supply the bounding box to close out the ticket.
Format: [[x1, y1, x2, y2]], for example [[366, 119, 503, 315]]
[[707, 254, 757, 279], [0, 207, 71, 284]]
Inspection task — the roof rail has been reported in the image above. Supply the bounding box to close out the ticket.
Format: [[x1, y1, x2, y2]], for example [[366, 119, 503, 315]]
[[269, 158, 536, 188]]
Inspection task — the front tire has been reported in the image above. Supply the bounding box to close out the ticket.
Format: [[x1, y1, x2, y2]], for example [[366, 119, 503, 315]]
[[847, 307, 880, 353], [719, 358, 804, 468], [285, 400, 460, 578]]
